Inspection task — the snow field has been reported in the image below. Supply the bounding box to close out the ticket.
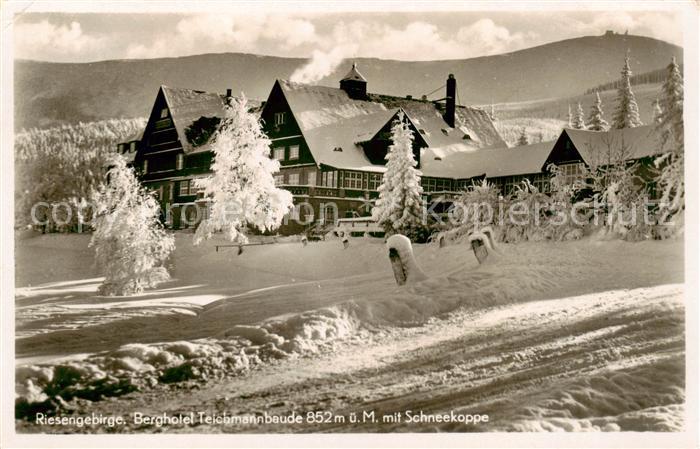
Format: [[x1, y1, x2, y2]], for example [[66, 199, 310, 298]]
[[14, 233, 684, 424]]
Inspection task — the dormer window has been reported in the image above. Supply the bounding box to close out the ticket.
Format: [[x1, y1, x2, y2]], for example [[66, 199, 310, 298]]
[[419, 129, 426, 135], [462, 134, 472, 140], [176, 153, 184, 170], [333, 146, 343, 152], [441, 128, 450, 136], [160, 108, 169, 119], [118, 143, 125, 153], [274, 112, 286, 126]]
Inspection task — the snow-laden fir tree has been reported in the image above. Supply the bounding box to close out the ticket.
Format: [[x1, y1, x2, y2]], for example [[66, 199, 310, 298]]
[[90, 155, 174, 296], [652, 98, 663, 125], [587, 92, 609, 131], [612, 54, 644, 129], [658, 57, 684, 153], [372, 111, 424, 236], [572, 102, 585, 129], [194, 95, 293, 245], [567, 104, 573, 127], [517, 127, 529, 146], [654, 57, 684, 233]]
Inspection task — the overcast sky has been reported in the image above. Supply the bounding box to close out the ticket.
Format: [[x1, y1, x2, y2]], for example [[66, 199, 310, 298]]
[[13, 10, 683, 63]]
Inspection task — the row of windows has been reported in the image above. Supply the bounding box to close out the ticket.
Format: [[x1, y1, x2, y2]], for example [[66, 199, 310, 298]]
[[179, 179, 205, 196], [322, 171, 337, 188], [272, 170, 385, 190], [422, 178, 453, 192], [274, 172, 315, 186], [343, 172, 363, 189], [273, 145, 300, 161], [140, 153, 188, 174], [558, 162, 586, 186]]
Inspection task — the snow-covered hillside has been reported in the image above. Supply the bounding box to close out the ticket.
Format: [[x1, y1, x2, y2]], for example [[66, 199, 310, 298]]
[[14, 232, 685, 432]]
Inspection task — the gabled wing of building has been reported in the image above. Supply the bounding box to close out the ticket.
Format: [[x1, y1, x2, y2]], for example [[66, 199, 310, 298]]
[[370, 96, 505, 150], [563, 125, 663, 165], [276, 80, 398, 171]]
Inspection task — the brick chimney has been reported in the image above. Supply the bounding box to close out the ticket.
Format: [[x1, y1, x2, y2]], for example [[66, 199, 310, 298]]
[[444, 74, 456, 128]]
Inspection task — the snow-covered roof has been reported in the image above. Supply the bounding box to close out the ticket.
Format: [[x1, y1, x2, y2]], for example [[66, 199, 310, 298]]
[[277, 79, 507, 175], [421, 140, 554, 179], [370, 96, 505, 150], [278, 80, 395, 170], [341, 63, 367, 82], [563, 125, 663, 165], [161, 86, 261, 154]]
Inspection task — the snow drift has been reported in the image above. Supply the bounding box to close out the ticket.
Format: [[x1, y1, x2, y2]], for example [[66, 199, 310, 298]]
[[14, 236, 685, 426]]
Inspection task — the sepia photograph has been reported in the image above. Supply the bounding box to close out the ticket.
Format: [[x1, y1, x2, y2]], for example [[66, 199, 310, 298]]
[[1, 1, 698, 447]]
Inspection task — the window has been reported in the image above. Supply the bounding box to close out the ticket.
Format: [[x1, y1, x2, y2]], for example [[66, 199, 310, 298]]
[[289, 145, 300, 160], [154, 118, 172, 130], [307, 171, 316, 186], [273, 147, 285, 161], [176, 153, 184, 170], [274, 112, 286, 126], [192, 181, 205, 198], [559, 163, 585, 186], [322, 171, 337, 188], [532, 173, 550, 193], [129, 142, 136, 152], [343, 172, 363, 189], [160, 108, 169, 119], [322, 204, 337, 225], [369, 173, 383, 190], [118, 143, 125, 153], [287, 173, 300, 185], [422, 178, 437, 192], [274, 174, 284, 186], [435, 178, 451, 192], [143, 159, 148, 174], [179, 179, 190, 196]]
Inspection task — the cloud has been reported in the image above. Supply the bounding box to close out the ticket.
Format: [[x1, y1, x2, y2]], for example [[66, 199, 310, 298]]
[[14, 20, 104, 60], [329, 20, 464, 60], [288, 18, 538, 84], [264, 16, 317, 48], [125, 13, 318, 59], [456, 19, 534, 56]]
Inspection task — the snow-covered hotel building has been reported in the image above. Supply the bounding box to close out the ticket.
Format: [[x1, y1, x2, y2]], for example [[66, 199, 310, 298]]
[[117, 64, 664, 233]]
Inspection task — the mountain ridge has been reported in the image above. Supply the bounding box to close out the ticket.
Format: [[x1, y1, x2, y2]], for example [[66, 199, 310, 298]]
[[14, 33, 682, 130]]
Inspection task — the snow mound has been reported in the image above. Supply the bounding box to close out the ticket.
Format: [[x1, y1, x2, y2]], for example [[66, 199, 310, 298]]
[[16, 238, 682, 421], [491, 354, 685, 432]]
